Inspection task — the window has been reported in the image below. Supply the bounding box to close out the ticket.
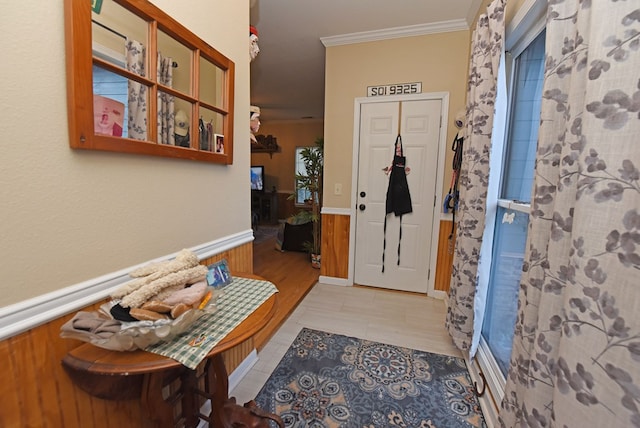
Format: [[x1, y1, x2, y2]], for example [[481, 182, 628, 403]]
[[480, 29, 546, 378], [93, 65, 129, 137], [64, 0, 235, 164], [295, 147, 312, 205]]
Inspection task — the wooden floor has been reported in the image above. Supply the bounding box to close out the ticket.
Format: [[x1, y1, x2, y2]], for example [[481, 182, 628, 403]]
[[251, 227, 319, 350]]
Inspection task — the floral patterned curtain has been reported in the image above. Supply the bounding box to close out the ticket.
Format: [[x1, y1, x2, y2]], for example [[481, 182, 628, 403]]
[[157, 53, 175, 146], [445, 0, 505, 353], [499, 1, 640, 426], [126, 40, 147, 140]]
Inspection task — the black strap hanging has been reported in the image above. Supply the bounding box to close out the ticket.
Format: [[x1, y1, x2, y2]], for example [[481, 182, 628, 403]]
[[444, 132, 464, 253], [382, 134, 413, 272]]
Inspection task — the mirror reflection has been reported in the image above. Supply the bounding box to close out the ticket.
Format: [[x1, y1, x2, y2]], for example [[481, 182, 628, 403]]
[[68, 0, 235, 162], [199, 56, 225, 109], [158, 30, 192, 96], [198, 107, 225, 153]]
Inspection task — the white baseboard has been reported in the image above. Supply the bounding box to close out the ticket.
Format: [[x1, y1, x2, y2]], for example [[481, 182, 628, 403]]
[[0, 229, 254, 341], [318, 275, 351, 286], [467, 349, 503, 428], [428, 289, 447, 300], [228, 349, 258, 393]]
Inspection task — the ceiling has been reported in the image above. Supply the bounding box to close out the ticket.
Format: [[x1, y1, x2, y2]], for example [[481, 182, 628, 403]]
[[249, 0, 482, 122]]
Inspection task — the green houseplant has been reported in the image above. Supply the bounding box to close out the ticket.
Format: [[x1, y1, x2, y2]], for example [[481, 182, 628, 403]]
[[291, 137, 324, 267]]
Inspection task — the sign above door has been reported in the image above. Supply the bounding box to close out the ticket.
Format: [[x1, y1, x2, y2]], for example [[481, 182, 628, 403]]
[[367, 82, 422, 97]]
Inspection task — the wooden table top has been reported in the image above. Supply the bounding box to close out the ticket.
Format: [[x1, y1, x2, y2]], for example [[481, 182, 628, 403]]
[[62, 291, 277, 376]]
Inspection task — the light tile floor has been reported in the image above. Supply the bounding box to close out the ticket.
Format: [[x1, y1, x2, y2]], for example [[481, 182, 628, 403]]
[[229, 281, 461, 404]]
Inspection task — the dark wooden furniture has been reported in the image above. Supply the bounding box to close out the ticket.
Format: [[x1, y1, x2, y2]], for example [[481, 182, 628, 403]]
[[250, 135, 280, 157], [251, 191, 278, 224], [279, 220, 314, 253], [62, 281, 277, 428]]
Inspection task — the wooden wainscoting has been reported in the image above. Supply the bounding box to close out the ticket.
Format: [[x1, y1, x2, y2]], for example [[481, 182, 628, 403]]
[[320, 213, 350, 279], [319, 215, 455, 294], [0, 242, 254, 428], [434, 219, 456, 294]]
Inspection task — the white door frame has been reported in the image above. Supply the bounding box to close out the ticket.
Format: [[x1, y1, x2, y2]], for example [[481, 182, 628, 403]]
[[347, 92, 450, 298]]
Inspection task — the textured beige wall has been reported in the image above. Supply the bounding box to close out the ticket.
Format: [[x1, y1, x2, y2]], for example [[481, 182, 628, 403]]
[[0, 0, 250, 307], [322, 0, 532, 211], [251, 120, 324, 194], [323, 31, 471, 209]]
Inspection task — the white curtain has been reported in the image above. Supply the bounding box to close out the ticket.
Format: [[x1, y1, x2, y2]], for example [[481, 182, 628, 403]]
[[125, 40, 147, 140], [157, 53, 175, 145], [499, 1, 640, 426], [445, 0, 506, 355]]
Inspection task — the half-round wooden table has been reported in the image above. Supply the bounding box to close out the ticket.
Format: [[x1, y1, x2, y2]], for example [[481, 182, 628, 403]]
[[62, 277, 277, 428]]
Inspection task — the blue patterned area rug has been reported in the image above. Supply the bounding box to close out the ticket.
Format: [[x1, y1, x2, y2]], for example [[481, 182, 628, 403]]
[[255, 328, 486, 428]]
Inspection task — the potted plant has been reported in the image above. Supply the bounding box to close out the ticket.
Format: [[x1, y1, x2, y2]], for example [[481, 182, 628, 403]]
[[291, 137, 323, 268]]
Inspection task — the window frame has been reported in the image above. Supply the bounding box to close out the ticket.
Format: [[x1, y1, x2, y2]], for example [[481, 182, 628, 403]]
[[64, 0, 235, 164], [294, 146, 312, 205], [474, 0, 547, 406]]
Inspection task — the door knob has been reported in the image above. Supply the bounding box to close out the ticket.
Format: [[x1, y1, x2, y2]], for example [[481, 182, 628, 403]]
[[360, 191, 366, 197], [359, 204, 366, 211]]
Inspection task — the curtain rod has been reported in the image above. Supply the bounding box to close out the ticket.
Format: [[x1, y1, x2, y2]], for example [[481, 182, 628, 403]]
[[92, 19, 126, 40], [91, 19, 178, 68]]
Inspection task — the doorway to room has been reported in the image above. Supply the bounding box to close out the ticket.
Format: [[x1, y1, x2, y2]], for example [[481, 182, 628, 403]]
[[251, 226, 319, 349], [352, 93, 448, 295]]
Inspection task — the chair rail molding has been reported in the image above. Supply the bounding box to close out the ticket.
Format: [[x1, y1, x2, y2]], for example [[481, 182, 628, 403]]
[[320, 207, 351, 216], [0, 229, 254, 341]]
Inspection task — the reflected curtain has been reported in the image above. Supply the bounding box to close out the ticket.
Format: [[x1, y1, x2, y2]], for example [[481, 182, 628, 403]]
[[157, 53, 175, 145], [499, 1, 640, 427], [126, 40, 147, 140], [445, 0, 505, 354]]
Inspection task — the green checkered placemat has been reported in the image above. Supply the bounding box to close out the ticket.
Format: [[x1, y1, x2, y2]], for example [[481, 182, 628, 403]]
[[145, 277, 278, 369]]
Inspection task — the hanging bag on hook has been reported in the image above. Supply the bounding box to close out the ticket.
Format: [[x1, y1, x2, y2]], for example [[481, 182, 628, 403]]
[[447, 132, 464, 253], [385, 135, 413, 216], [444, 132, 463, 213], [382, 134, 412, 272]]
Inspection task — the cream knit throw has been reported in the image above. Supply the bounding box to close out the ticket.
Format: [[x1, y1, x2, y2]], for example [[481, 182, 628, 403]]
[[111, 249, 200, 300], [120, 265, 208, 308]]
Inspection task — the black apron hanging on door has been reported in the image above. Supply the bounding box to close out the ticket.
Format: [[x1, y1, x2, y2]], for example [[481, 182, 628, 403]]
[[382, 134, 412, 272]]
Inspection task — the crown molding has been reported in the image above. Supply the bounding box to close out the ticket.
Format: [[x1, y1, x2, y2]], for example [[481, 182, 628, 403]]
[[321, 19, 469, 47]]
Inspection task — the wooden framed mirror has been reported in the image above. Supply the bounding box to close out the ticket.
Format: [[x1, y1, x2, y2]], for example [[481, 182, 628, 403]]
[[64, 0, 235, 164]]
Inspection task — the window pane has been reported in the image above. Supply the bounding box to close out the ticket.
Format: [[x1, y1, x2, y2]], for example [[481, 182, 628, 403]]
[[157, 30, 191, 95], [199, 56, 225, 109], [93, 64, 152, 141], [93, 65, 129, 138], [173, 99, 192, 148], [198, 106, 225, 152], [481, 29, 545, 379], [295, 147, 311, 204], [481, 207, 529, 375], [92, 0, 147, 69], [502, 30, 545, 202]]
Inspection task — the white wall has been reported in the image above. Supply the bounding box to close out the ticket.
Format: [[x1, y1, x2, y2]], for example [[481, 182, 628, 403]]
[[0, 0, 251, 307]]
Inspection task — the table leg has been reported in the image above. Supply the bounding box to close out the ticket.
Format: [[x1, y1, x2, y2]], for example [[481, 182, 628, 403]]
[[204, 354, 285, 428], [141, 372, 175, 427], [205, 354, 229, 428], [181, 368, 201, 428]]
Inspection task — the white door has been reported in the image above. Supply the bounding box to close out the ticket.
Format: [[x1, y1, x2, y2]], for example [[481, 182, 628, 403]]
[[354, 99, 442, 293]]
